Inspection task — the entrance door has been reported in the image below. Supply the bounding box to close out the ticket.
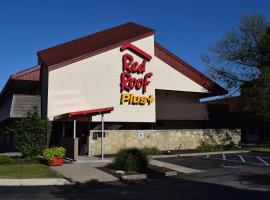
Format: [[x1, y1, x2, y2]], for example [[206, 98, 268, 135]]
[[77, 122, 89, 156]]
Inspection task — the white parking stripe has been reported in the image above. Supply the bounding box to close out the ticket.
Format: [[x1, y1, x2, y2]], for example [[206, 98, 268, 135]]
[[198, 155, 268, 166], [257, 157, 270, 166], [238, 155, 246, 163], [245, 155, 270, 160], [222, 154, 226, 160]]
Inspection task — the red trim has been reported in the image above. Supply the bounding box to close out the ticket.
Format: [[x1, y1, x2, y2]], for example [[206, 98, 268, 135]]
[[68, 107, 114, 117], [121, 43, 152, 61], [154, 43, 227, 97]]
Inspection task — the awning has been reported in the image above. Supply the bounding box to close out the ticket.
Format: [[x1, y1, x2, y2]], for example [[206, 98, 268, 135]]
[[54, 107, 114, 120]]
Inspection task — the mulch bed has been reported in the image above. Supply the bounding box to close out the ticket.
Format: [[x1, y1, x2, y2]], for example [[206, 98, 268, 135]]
[[161, 149, 204, 155], [98, 164, 178, 180]]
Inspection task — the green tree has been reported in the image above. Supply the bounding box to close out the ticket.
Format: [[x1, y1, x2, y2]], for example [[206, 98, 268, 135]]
[[7, 107, 48, 160], [203, 14, 270, 120]]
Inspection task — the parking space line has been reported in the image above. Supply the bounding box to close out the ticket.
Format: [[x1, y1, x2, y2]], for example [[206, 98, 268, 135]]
[[238, 155, 246, 163], [257, 157, 270, 166], [222, 154, 226, 160], [198, 155, 267, 167], [244, 155, 270, 160]]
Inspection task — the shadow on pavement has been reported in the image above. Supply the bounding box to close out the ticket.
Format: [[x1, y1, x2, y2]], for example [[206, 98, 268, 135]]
[[52, 176, 270, 199], [238, 173, 270, 188], [1, 169, 270, 199]]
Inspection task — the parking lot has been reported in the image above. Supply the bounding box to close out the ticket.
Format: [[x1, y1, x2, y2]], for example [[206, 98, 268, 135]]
[[156, 152, 270, 170], [1, 151, 270, 199], [153, 151, 270, 193]]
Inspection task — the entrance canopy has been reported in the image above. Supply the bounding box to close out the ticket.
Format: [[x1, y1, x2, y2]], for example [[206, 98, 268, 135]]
[[55, 106, 114, 160], [54, 107, 114, 121]]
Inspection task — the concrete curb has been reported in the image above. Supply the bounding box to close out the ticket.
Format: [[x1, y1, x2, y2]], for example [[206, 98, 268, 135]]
[[0, 178, 71, 186], [150, 150, 250, 159], [121, 174, 147, 181], [150, 159, 203, 174]]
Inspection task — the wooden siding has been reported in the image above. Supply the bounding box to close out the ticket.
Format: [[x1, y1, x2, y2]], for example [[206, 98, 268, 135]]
[[10, 95, 41, 118], [0, 96, 12, 122], [156, 90, 209, 120]]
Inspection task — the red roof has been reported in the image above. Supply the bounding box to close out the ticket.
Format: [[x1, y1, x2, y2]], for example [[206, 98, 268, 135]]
[[37, 22, 155, 71], [0, 65, 41, 101], [11, 65, 40, 81]]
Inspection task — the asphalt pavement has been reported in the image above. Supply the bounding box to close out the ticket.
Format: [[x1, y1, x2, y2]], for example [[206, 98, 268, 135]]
[[1, 152, 270, 200]]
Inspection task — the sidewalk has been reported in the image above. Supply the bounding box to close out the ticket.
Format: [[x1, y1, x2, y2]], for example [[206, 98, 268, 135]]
[[0, 178, 70, 186], [51, 163, 118, 183]]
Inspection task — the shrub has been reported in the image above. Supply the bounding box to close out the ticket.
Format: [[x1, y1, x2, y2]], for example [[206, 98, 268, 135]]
[[198, 144, 215, 152], [198, 141, 237, 152], [113, 148, 149, 172], [223, 141, 237, 150], [141, 147, 161, 155], [0, 155, 12, 164], [42, 147, 66, 162], [6, 107, 48, 160]]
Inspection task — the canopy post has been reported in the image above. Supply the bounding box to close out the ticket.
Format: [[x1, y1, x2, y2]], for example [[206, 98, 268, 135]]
[[101, 113, 104, 160], [88, 116, 91, 157], [62, 122, 65, 137], [73, 120, 76, 139]]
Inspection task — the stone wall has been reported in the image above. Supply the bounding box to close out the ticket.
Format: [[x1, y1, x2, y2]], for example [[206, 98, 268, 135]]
[[88, 129, 241, 156]]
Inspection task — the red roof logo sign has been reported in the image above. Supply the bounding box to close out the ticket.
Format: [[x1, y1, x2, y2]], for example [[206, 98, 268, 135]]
[[120, 43, 154, 105]]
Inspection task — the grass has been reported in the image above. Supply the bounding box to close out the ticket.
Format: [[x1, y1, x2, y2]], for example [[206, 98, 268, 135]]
[[243, 146, 270, 152], [0, 164, 62, 179]]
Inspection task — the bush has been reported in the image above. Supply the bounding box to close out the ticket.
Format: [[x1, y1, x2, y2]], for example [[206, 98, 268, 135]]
[[6, 107, 47, 160], [42, 147, 66, 162], [141, 147, 161, 155], [198, 141, 237, 152], [197, 144, 215, 152], [0, 155, 12, 164], [113, 148, 149, 172], [223, 141, 237, 150]]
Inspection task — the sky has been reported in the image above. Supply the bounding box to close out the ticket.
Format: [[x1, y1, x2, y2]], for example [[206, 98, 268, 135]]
[[0, 0, 270, 90]]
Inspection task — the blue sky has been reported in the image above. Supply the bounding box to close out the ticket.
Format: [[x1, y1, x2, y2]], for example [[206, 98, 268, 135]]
[[0, 0, 269, 90]]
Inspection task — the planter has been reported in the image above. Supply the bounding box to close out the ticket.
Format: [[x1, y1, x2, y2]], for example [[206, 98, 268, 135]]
[[48, 157, 64, 166]]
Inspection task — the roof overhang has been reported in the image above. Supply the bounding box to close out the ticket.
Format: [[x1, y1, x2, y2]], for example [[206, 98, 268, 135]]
[[0, 65, 40, 105], [54, 107, 114, 121]]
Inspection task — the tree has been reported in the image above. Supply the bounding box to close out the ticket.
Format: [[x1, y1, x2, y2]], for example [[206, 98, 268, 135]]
[[7, 107, 48, 160], [203, 14, 270, 120]]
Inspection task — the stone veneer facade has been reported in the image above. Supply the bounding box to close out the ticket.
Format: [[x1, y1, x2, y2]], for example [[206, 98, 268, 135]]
[[88, 129, 241, 156]]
